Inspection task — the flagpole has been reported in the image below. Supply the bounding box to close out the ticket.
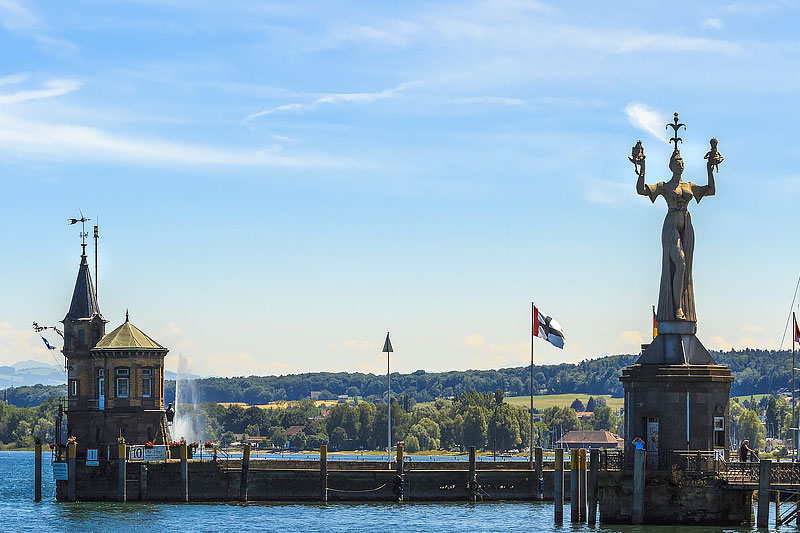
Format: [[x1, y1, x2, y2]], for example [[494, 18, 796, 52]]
[[794, 312, 797, 463], [388, 344, 391, 469], [530, 302, 535, 467]]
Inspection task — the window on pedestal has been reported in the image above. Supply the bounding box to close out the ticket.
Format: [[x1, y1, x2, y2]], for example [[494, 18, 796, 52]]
[[69, 379, 78, 397], [142, 368, 152, 398], [714, 417, 725, 447], [116, 367, 129, 398]]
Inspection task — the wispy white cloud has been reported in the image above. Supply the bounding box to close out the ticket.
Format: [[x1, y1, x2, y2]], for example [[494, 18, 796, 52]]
[[0, 0, 76, 54], [243, 80, 421, 122], [615, 330, 644, 352], [0, 72, 30, 86], [457, 333, 527, 369], [0, 0, 38, 31], [585, 179, 637, 207], [706, 335, 760, 351], [0, 78, 80, 104], [0, 111, 346, 167], [703, 18, 723, 29], [451, 96, 525, 106], [0, 321, 55, 366], [325, 339, 381, 352], [317, 2, 740, 58], [624, 103, 669, 144]]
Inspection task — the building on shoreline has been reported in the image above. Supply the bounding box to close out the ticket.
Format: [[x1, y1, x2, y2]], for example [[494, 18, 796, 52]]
[[62, 242, 169, 457]]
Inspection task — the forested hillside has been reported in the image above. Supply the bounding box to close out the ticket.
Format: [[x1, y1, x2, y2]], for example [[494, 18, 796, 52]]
[[3, 348, 792, 408]]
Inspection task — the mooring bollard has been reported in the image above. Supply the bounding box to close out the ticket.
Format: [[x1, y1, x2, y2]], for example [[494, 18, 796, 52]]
[[320, 444, 328, 503], [535, 447, 544, 500], [118, 442, 127, 502], [67, 441, 76, 502], [578, 448, 587, 521], [588, 448, 599, 525], [34, 441, 42, 502], [631, 448, 645, 525], [239, 443, 250, 502], [570, 449, 579, 522], [180, 443, 188, 502], [757, 459, 771, 528], [554, 448, 564, 522], [396, 443, 405, 502], [469, 446, 477, 503]]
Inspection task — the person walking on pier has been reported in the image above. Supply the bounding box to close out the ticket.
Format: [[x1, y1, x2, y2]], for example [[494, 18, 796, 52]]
[[739, 439, 756, 462]]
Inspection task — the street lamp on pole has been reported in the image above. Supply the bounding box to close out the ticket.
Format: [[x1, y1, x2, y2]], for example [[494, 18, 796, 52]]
[[382, 332, 393, 468]]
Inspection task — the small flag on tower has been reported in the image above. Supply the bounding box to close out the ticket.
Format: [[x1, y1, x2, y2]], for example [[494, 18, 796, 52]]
[[794, 313, 800, 344], [533, 304, 565, 349], [653, 306, 658, 339], [40, 336, 56, 350]]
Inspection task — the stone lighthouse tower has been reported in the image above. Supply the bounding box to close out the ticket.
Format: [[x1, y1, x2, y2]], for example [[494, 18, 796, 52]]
[[63, 238, 169, 457]]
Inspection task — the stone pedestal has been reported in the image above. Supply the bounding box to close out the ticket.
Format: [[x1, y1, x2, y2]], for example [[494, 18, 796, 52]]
[[638, 321, 715, 365], [620, 362, 733, 469]]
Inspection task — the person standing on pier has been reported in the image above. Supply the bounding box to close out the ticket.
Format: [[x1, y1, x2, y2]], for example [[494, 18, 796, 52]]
[[739, 439, 756, 462]]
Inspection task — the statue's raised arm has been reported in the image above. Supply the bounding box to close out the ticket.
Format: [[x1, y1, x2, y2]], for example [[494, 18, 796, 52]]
[[631, 140, 659, 202], [692, 137, 723, 202]]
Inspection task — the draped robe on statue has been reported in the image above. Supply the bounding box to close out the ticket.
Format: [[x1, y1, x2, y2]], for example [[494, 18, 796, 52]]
[[642, 180, 710, 323]]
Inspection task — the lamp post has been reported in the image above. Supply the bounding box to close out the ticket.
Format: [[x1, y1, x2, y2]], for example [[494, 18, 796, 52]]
[[382, 332, 393, 468]]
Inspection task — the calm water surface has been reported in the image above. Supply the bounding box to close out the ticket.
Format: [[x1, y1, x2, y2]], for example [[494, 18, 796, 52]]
[[0, 451, 782, 532]]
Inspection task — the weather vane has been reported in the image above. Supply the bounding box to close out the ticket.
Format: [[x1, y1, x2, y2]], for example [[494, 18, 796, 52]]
[[68, 211, 91, 253], [666, 112, 685, 151]]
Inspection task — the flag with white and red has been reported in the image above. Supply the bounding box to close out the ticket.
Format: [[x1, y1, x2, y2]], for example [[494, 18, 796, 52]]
[[794, 313, 800, 344], [533, 304, 565, 349]]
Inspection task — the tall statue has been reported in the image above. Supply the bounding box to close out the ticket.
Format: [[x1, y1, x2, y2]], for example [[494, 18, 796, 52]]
[[631, 113, 723, 323]]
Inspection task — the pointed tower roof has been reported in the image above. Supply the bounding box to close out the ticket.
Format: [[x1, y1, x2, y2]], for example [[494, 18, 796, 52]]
[[94, 315, 165, 350], [65, 252, 102, 321]]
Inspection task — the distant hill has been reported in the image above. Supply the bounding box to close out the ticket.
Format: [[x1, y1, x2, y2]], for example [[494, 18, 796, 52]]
[[0, 362, 65, 388], [6, 348, 794, 408]]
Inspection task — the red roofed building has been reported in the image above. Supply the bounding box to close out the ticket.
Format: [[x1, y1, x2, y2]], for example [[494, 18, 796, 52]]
[[556, 430, 622, 450]]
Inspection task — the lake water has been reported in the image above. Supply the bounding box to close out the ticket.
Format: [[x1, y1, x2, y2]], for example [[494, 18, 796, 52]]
[[0, 451, 780, 532]]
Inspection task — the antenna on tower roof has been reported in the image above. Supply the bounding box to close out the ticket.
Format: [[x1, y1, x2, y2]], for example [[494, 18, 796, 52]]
[[94, 217, 99, 301]]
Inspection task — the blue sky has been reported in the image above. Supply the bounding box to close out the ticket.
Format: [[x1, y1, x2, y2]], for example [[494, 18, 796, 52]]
[[1, 0, 799, 377]]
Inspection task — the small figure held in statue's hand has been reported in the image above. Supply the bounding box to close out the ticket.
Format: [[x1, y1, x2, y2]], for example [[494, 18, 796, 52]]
[[738, 439, 755, 462], [629, 140, 645, 176], [704, 137, 724, 173]]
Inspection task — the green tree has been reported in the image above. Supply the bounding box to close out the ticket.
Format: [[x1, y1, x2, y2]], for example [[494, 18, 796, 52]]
[[543, 406, 581, 432], [586, 397, 596, 412], [220, 431, 235, 447], [404, 435, 420, 453], [329, 427, 347, 451], [765, 394, 790, 439], [290, 431, 307, 450], [461, 405, 488, 449], [270, 426, 287, 448], [589, 406, 619, 432], [738, 410, 766, 450], [244, 424, 260, 437], [494, 388, 504, 406], [570, 398, 585, 412]]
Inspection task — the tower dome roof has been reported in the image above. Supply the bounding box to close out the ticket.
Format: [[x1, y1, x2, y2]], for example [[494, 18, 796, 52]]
[[94, 317, 164, 350]]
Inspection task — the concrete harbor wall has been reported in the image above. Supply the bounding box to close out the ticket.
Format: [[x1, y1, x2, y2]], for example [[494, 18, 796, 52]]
[[56, 459, 572, 502], [598, 469, 753, 525]]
